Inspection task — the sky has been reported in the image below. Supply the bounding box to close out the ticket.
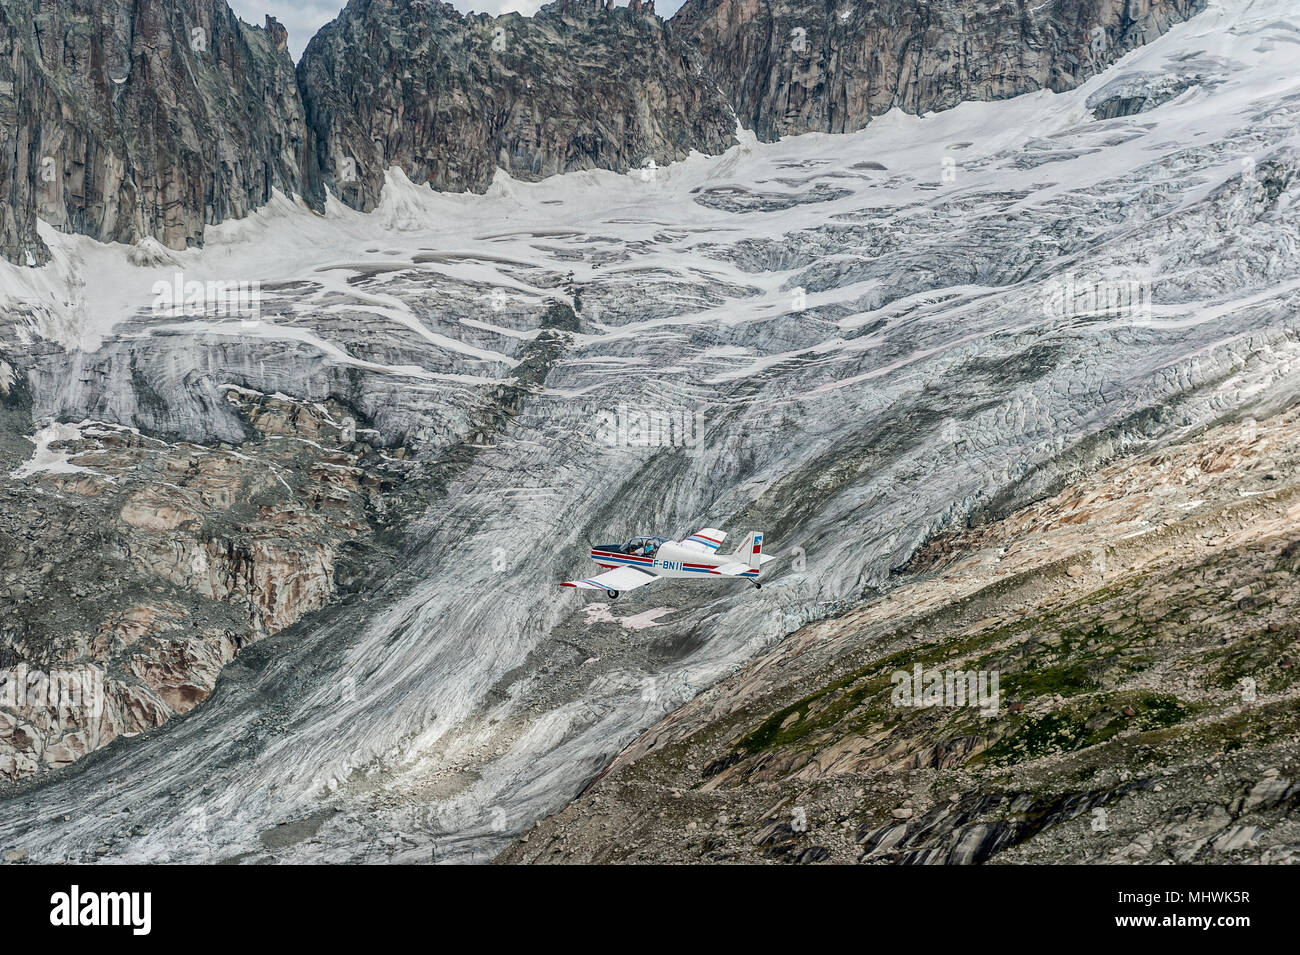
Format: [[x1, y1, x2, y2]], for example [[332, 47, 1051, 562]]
[[228, 0, 688, 61]]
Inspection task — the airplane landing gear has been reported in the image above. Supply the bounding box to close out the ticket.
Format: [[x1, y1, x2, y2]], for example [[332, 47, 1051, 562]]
[[606, 589, 620, 599], [754, 582, 762, 590]]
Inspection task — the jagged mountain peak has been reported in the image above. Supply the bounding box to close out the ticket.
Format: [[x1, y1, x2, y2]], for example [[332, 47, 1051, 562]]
[[0, 0, 308, 263], [296, 0, 733, 207], [670, 0, 1210, 140]]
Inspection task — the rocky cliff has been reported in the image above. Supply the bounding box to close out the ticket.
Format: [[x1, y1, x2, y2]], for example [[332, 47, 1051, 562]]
[[2, 0, 1208, 264], [0, 0, 310, 264], [0, 388, 411, 779], [296, 0, 735, 209], [669, 0, 1209, 140]]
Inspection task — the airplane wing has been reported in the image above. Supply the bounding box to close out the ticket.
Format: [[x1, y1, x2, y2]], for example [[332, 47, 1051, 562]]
[[679, 527, 726, 553], [561, 564, 658, 593]]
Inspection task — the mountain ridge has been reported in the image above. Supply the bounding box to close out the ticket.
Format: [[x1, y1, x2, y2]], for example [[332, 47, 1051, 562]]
[[1, 0, 1208, 264]]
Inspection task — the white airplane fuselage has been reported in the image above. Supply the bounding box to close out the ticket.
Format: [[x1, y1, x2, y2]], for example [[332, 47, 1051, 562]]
[[589, 538, 758, 580]]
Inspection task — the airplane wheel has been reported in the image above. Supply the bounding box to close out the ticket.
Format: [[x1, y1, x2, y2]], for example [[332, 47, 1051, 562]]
[[755, 583, 762, 590], [607, 590, 620, 599]]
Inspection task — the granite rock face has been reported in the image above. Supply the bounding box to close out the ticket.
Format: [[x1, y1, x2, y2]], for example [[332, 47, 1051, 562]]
[[1, 0, 1208, 264], [0, 0, 311, 263], [668, 0, 1208, 140], [0, 390, 410, 779], [296, 0, 736, 209]]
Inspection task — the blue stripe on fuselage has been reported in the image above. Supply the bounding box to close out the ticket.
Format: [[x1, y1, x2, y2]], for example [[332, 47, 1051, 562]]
[[593, 553, 757, 577]]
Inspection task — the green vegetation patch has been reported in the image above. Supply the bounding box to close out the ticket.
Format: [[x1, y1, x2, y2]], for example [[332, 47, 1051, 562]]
[[975, 692, 1190, 767], [1202, 625, 1300, 695]]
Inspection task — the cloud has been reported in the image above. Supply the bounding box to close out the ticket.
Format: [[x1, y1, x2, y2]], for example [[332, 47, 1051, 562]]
[[226, 1, 688, 61]]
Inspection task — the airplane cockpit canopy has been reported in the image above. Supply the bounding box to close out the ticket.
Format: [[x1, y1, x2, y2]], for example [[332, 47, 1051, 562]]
[[621, 536, 668, 554]]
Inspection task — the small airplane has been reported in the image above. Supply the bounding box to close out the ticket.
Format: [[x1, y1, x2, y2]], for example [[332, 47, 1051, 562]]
[[562, 527, 774, 598]]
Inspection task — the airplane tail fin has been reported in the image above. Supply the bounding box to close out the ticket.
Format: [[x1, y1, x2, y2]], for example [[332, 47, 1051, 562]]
[[734, 531, 764, 572]]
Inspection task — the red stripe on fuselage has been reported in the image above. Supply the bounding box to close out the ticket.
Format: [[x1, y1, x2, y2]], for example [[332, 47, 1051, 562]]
[[591, 549, 653, 564]]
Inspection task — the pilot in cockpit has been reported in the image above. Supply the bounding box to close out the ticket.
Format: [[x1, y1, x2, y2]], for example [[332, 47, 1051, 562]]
[[627, 537, 656, 557]]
